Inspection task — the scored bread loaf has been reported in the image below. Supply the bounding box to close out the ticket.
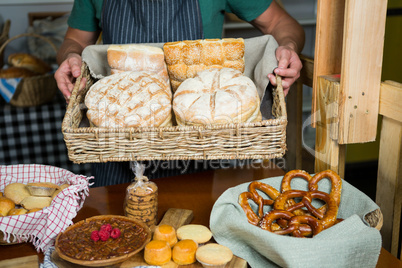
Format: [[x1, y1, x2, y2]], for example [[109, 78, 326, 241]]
[[163, 38, 245, 91], [173, 68, 262, 126], [85, 71, 172, 128], [107, 44, 170, 85]]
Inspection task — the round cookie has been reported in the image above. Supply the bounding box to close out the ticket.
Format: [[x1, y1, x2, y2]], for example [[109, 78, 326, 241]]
[[176, 224, 212, 244], [196, 243, 233, 267]]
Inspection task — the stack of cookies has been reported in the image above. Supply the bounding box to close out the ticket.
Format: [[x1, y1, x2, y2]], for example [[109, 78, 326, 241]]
[[124, 180, 158, 230]]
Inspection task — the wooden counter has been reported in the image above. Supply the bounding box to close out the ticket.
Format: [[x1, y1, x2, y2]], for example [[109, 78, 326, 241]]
[[0, 161, 400, 267]]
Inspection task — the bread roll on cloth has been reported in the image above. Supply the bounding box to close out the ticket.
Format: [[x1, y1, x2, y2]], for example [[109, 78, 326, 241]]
[[163, 38, 245, 91], [173, 68, 262, 126], [85, 71, 172, 128], [107, 44, 169, 84]]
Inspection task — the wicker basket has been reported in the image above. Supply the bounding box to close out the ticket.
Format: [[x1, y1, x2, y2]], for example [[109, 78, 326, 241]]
[[62, 62, 287, 163], [0, 33, 58, 107]]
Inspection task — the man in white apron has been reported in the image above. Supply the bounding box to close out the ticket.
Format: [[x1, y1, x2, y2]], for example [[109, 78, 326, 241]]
[[55, 0, 305, 187]]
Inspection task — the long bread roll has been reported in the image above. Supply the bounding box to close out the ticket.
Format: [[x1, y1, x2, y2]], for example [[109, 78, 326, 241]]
[[163, 38, 245, 92], [107, 44, 170, 85]]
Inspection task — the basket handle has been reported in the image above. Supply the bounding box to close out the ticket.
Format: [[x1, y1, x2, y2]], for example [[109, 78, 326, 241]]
[[0, 20, 11, 40], [274, 74, 287, 118], [0, 32, 57, 56]]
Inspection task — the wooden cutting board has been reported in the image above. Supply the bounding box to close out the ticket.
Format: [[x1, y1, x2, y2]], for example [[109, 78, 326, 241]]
[[0, 255, 39, 268], [51, 208, 247, 268]]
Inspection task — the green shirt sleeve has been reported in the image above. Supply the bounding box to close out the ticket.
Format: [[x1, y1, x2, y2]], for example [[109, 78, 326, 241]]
[[67, 0, 103, 32], [199, 0, 272, 39], [226, 0, 272, 22]]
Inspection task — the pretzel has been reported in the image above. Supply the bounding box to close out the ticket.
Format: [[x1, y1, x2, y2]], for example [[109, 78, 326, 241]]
[[238, 170, 343, 238], [238, 181, 280, 225], [259, 210, 323, 237], [308, 169, 342, 207], [273, 190, 338, 230], [280, 169, 313, 216]]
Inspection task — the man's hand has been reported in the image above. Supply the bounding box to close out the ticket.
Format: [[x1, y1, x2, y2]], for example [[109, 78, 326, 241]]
[[268, 45, 302, 96], [251, 0, 305, 96], [54, 27, 99, 103], [54, 53, 86, 103]]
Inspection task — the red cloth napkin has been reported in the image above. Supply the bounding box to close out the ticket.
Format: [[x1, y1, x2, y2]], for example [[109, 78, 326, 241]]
[[0, 164, 93, 252]]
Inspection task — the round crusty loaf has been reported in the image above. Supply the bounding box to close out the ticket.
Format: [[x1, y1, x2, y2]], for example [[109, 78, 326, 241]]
[[173, 68, 262, 126], [107, 44, 169, 84], [85, 71, 172, 128]]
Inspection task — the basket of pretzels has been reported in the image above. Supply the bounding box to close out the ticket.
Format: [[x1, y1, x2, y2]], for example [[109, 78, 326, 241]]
[[210, 170, 383, 268]]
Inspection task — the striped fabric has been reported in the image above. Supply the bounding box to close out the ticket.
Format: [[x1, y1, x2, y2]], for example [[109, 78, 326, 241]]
[[102, 0, 203, 44], [0, 78, 21, 102]]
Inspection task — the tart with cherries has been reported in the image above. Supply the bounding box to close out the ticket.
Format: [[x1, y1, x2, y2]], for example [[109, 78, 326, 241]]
[[55, 215, 151, 267]]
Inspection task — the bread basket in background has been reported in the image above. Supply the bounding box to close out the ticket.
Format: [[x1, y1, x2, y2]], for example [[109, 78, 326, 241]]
[[0, 32, 58, 107], [62, 35, 287, 163]]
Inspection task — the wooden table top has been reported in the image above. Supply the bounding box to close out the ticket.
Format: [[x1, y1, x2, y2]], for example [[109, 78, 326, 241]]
[[1, 161, 401, 267]]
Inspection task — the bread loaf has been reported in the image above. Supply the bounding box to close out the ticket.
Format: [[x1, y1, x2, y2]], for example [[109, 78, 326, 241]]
[[85, 71, 172, 128], [0, 196, 15, 217], [4, 183, 31, 205], [107, 44, 169, 85], [173, 68, 262, 126], [0, 66, 37, 78], [163, 38, 245, 91], [8, 53, 52, 75]]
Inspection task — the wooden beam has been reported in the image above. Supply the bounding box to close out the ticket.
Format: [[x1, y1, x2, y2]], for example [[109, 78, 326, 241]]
[[338, 0, 387, 144], [376, 116, 402, 255], [379, 80, 402, 122], [299, 55, 314, 88], [314, 75, 345, 177], [285, 82, 303, 171], [312, 0, 345, 128]]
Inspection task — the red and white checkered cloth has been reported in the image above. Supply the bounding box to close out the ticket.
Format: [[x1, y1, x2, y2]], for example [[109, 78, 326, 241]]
[[0, 164, 93, 252]]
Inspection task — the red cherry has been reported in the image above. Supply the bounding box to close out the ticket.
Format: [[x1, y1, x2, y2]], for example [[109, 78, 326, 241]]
[[90, 230, 100, 242], [110, 228, 121, 239]]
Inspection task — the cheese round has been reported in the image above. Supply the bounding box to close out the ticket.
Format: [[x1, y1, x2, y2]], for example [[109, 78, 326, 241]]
[[85, 71, 172, 128], [173, 68, 262, 126]]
